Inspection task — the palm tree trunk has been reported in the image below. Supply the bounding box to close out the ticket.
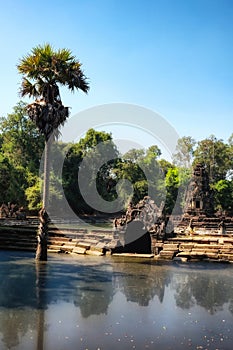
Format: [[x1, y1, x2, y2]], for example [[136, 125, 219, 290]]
[[35, 138, 52, 261]]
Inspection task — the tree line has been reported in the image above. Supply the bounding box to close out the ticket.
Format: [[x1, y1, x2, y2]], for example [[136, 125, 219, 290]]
[[0, 101, 233, 217]]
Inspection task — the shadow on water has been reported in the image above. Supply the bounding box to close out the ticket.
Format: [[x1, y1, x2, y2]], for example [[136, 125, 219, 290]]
[[1, 251, 233, 349]]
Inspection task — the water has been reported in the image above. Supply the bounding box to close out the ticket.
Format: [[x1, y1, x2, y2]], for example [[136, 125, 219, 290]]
[[0, 251, 233, 350]]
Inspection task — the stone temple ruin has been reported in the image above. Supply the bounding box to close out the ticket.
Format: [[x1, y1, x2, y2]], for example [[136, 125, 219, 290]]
[[1, 163, 232, 261], [178, 162, 232, 235], [112, 163, 233, 255], [185, 163, 214, 217], [113, 196, 165, 254]]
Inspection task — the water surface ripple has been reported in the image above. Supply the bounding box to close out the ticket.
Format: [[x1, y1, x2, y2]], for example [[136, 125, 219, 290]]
[[0, 251, 233, 349]]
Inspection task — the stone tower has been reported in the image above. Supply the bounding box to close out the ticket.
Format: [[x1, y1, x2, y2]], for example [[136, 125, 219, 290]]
[[186, 163, 214, 216]]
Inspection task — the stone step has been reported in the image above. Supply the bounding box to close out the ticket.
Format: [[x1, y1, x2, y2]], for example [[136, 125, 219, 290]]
[[72, 246, 86, 254], [78, 239, 99, 245], [162, 244, 179, 251], [112, 253, 154, 258], [47, 244, 63, 250], [60, 243, 76, 251], [220, 248, 233, 253], [0, 240, 37, 248], [48, 237, 71, 243], [0, 222, 117, 254], [95, 242, 108, 249], [0, 233, 36, 239], [76, 241, 91, 249], [86, 249, 104, 256], [159, 250, 176, 258], [191, 247, 218, 252], [0, 244, 35, 251], [48, 249, 61, 254], [204, 252, 219, 259]]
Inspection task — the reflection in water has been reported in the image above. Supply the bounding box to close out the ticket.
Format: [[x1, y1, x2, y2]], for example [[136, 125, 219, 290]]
[[0, 251, 233, 349], [112, 259, 171, 306], [36, 262, 48, 350], [0, 308, 37, 349], [171, 267, 233, 314]]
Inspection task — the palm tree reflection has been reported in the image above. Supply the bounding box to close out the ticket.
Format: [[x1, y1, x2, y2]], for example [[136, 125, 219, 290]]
[[35, 261, 48, 350], [1, 254, 233, 349]]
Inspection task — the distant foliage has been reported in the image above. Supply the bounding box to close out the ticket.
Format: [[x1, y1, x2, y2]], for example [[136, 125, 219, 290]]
[[0, 106, 232, 215]]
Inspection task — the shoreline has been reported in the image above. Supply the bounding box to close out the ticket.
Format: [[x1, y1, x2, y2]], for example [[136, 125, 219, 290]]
[[1, 216, 233, 263]]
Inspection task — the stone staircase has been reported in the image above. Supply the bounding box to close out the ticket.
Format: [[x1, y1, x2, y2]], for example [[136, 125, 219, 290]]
[[48, 227, 116, 255], [0, 218, 116, 255], [1, 217, 233, 262], [174, 216, 233, 235], [153, 233, 233, 262], [0, 225, 37, 251]]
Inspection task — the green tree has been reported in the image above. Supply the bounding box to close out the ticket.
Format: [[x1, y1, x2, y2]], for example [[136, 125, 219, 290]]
[[0, 102, 44, 210], [193, 135, 231, 183], [139, 145, 164, 206], [213, 179, 233, 214], [228, 133, 233, 147], [0, 102, 67, 212], [24, 173, 42, 212], [145, 145, 161, 161], [164, 166, 192, 215], [228, 134, 233, 179], [115, 155, 147, 206], [123, 148, 145, 163], [158, 159, 174, 176], [0, 155, 14, 203], [79, 128, 113, 152], [0, 101, 44, 173], [63, 129, 118, 214], [172, 136, 196, 168], [17, 43, 89, 260], [0, 155, 26, 205], [112, 145, 165, 207], [164, 167, 180, 214]]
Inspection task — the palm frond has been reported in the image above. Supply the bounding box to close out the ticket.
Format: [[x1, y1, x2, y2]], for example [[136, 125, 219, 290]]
[[56, 48, 74, 62], [20, 78, 39, 98], [18, 44, 89, 138]]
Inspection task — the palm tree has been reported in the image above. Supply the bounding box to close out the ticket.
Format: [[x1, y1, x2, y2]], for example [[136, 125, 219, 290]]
[[17, 44, 89, 260]]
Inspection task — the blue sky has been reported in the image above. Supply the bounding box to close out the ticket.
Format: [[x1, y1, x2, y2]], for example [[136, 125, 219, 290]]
[[0, 0, 233, 151]]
